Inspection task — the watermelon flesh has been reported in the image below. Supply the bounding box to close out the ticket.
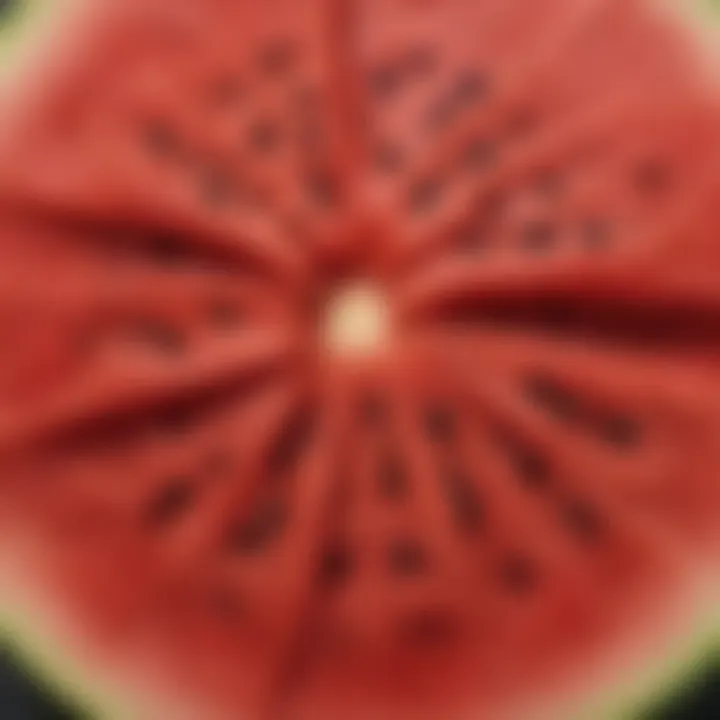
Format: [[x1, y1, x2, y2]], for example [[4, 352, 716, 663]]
[[0, 0, 719, 718]]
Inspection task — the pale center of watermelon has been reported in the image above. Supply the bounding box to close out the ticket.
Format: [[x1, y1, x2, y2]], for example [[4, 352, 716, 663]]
[[321, 280, 391, 358]]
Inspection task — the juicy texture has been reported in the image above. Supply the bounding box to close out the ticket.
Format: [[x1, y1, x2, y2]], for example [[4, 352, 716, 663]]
[[0, 1, 719, 719]]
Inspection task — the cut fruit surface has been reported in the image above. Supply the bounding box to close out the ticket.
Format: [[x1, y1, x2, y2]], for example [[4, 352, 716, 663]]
[[0, 1, 719, 720]]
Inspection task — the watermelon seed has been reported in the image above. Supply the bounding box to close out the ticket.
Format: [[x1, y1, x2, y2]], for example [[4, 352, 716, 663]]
[[320, 543, 355, 587], [379, 446, 409, 500], [200, 167, 234, 206], [259, 39, 298, 77], [633, 158, 672, 196], [374, 141, 405, 173], [360, 391, 388, 428], [452, 70, 490, 109], [506, 108, 538, 139], [210, 75, 244, 106], [409, 177, 443, 214], [143, 120, 180, 159], [369, 63, 403, 99], [207, 299, 243, 328], [249, 119, 281, 155], [305, 168, 341, 208], [523, 374, 583, 425], [426, 70, 490, 131], [498, 554, 538, 595], [500, 433, 550, 490], [424, 405, 456, 442], [143, 236, 192, 268], [535, 166, 564, 198], [598, 413, 641, 449], [463, 137, 498, 172], [145, 477, 195, 528], [389, 538, 430, 577], [155, 404, 198, 437], [131, 319, 187, 355], [521, 219, 557, 254], [404, 45, 438, 79], [228, 498, 289, 555], [398, 608, 457, 647], [268, 408, 316, 477], [443, 467, 484, 534], [479, 187, 507, 222], [561, 499, 604, 544], [582, 217, 612, 251], [455, 221, 491, 254]]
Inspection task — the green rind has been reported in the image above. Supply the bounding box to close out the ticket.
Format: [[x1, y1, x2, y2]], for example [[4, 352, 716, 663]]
[[0, 1, 718, 719]]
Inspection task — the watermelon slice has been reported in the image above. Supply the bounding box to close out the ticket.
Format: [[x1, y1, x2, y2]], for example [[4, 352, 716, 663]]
[[0, 1, 719, 719]]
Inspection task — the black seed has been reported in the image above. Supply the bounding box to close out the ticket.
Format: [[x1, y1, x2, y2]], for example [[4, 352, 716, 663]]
[[599, 414, 641, 449], [228, 499, 288, 554], [425, 99, 453, 132], [535, 167, 563, 197], [482, 188, 507, 219], [399, 608, 456, 646], [453, 69, 490, 107], [502, 434, 550, 489], [426, 71, 489, 132], [582, 217, 612, 250], [455, 221, 490, 254], [405, 45, 438, 77], [145, 477, 194, 528], [200, 168, 233, 206], [634, 159, 672, 196], [208, 586, 244, 618], [131, 319, 187, 355], [360, 392, 387, 428], [369, 64, 402, 98], [269, 409, 315, 477], [144, 237, 190, 268], [424, 405, 456, 442], [516, 447, 549, 486], [305, 169, 340, 208], [507, 109, 537, 138], [374, 142, 405, 173], [210, 76, 244, 106], [463, 138, 498, 171], [260, 40, 298, 76], [562, 499, 604, 544], [154, 405, 196, 436], [249, 119, 281, 154], [389, 539, 429, 577], [208, 300, 242, 328], [499, 554, 538, 595], [409, 177, 442, 213], [320, 543, 355, 587], [521, 219, 556, 253], [379, 448, 408, 500], [444, 467, 484, 534], [143, 121, 179, 158], [523, 374, 583, 425]]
